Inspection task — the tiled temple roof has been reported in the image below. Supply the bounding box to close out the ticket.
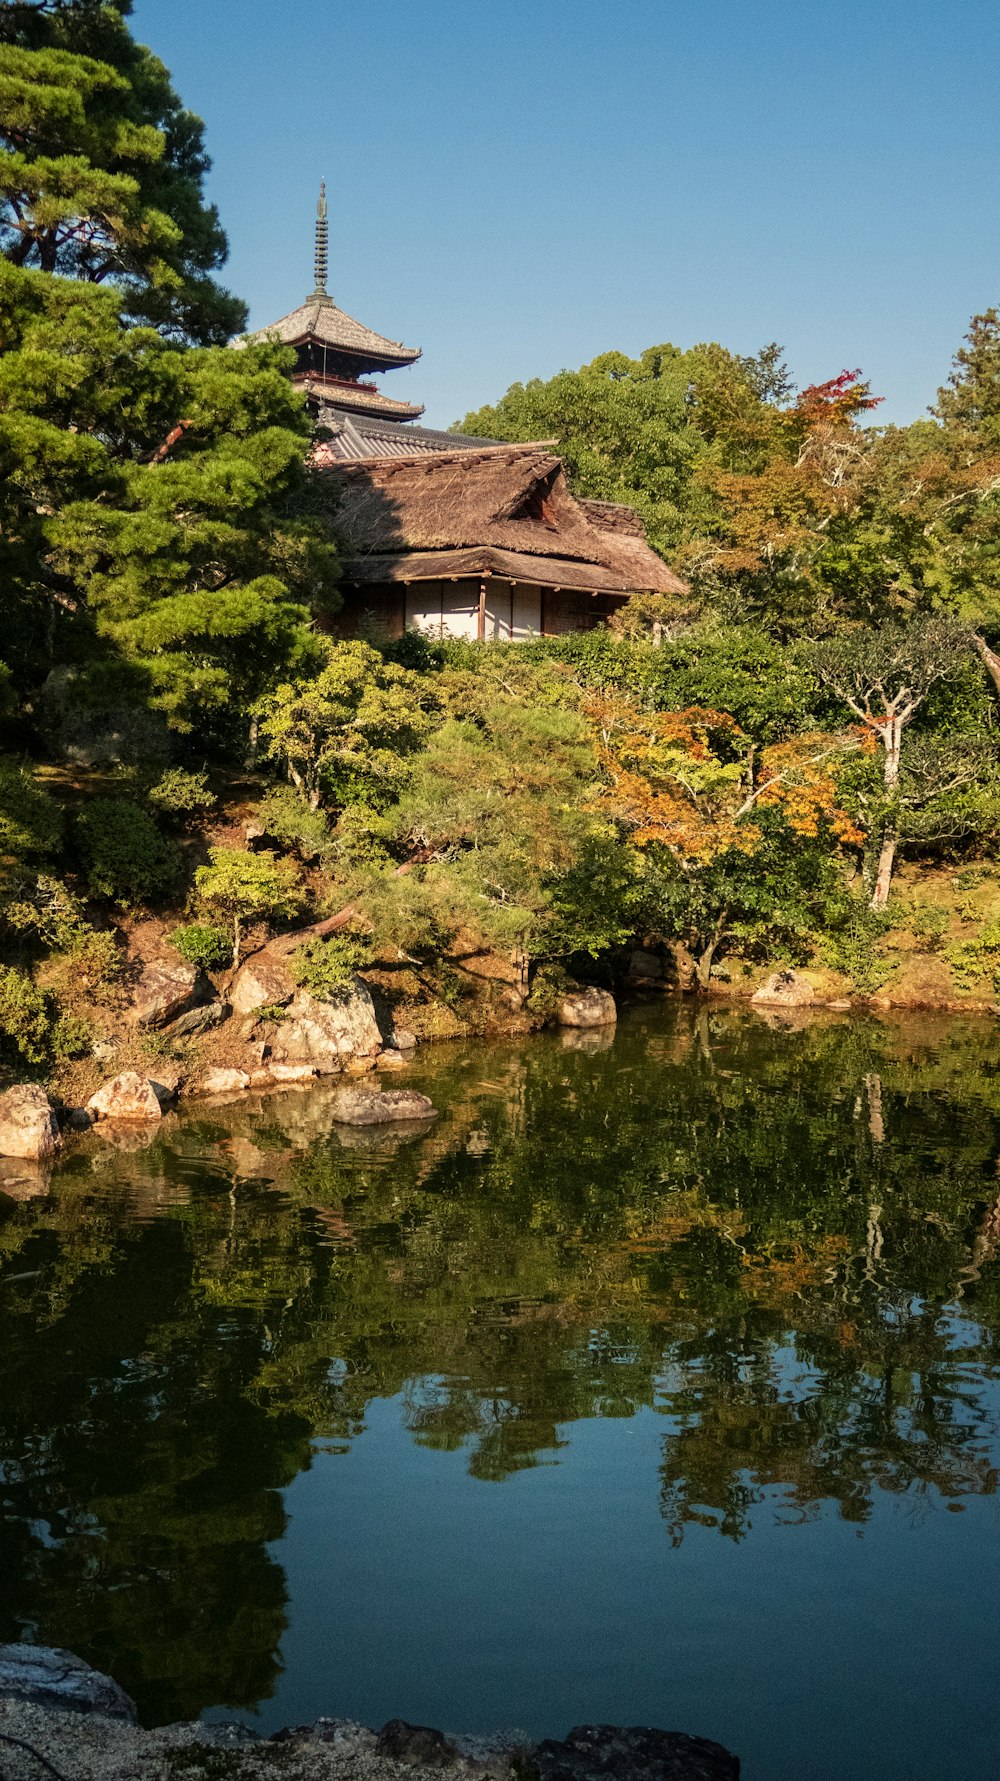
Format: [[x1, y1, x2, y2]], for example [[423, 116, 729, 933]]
[[239, 296, 420, 368]]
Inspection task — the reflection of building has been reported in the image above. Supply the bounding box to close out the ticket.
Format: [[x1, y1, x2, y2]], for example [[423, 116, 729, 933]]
[[243, 186, 685, 637]]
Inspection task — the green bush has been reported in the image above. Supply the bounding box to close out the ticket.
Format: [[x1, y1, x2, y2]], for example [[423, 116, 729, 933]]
[[76, 799, 180, 904], [0, 966, 53, 1067], [290, 933, 368, 999], [815, 907, 896, 994], [258, 785, 331, 858], [50, 1013, 94, 1061], [170, 922, 230, 971], [0, 759, 62, 865], [947, 922, 1000, 989], [144, 767, 215, 822]]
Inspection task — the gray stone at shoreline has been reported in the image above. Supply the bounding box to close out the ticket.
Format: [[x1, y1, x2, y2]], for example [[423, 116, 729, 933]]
[[0, 1651, 740, 1779], [0, 1084, 60, 1162], [0, 1643, 136, 1721], [557, 987, 618, 1029]]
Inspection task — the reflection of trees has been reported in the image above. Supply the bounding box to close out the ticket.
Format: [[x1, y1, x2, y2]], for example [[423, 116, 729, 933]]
[[1, 1006, 1000, 1716]]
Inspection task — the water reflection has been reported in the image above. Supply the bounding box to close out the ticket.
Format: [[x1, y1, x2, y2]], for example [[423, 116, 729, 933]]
[[0, 1005, 999, 1735]]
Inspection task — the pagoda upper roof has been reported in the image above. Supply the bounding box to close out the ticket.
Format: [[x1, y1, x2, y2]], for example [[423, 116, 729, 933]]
[[301, 376, 424, 422], [241, 293, 420, 368]]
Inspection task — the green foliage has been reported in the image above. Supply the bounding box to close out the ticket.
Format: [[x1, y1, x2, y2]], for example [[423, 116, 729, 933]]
[[0, 963, 52, 1066], [257, 640, 433, 813], [0, 758, 62, 871], [75, 796, 179, 902], [194, 846, 302, 966], [814, 905, 896, 994], [290, 933, 368, 999], [144, 766, 214, 821], [0, 1, 245, 342], [947, 921, 1000, 990], [169, 921, 229, 971], [257, 785, 331, 859]]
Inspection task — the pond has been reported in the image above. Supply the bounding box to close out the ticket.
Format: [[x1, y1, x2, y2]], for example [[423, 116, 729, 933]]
[[1, 1004, 1000, 1780]]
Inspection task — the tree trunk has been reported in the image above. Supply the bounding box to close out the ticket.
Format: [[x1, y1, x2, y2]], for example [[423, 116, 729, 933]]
[[696, 938, 720, 989], [871, 716, 902, 910], [232, 917, 242, 971], [973, 633, 1000, 700], [871, 831, 897, 910], [670, 941, 698, 992]]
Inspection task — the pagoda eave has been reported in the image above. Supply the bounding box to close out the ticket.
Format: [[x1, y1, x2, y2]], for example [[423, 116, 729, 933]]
[[297, 375, 424, 421]]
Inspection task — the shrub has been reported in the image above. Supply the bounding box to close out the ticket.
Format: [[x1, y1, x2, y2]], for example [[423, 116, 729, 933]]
[[257, 786, 331, 858], [290, 933, 368, 999], [170, 922, 230, 971], [144, 767, 215, 822], [2, 873, 87, 947], [76, 800, 180, 904], [50, 1013, 94, 1061], [194, 847, 303, 967], [0, 759, 62, 867], [0, 966, 53, 1067], [815, 907, 895, 994], [947, 922, 1000, 990], [42, 927, 127, 1009]]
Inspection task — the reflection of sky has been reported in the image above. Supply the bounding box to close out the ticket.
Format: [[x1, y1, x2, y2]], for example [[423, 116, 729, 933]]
[[212, 1381, 1000, 1781]]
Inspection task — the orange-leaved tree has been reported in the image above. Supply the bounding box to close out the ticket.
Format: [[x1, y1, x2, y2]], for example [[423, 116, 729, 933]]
[[586, 692, 865, 987]]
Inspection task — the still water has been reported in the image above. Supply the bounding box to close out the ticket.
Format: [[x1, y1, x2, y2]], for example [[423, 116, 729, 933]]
[[2, 1004, 1000, 1780]]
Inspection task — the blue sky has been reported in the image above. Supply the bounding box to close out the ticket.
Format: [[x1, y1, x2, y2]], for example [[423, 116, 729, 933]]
[[132, 0, 1000, 429]]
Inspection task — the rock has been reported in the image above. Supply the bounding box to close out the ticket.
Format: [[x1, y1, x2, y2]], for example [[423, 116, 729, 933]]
[[534, 1724, 739, 1781], [63, 1106, 94, 1132], [376, 1720, 462, 1768], [270, 979, 383, 1073], [90, 1039, 116, 1064], [557, 987, 618, 1029], [229, 955, 296, 1016], [128, 958, 200, 1029], [344, 1056, 378, 1076], [0, 1085, 60, 1161], [0, 1159, 51, 1199], [88, 1072, 162, 1123], [149, 1068, 181, 1109], [376, 1048, 408, 1069], [164, 1001, 229, 1039], [330, 1086, 438, 1126], [268, 1062, 317, 1084], [0, 1642, 136, 1721], [198, 1068, 250, 1098], [392, 1028, 419, 1050], [752, 968, 815, 1008], [274, 1718, 377, 1753]]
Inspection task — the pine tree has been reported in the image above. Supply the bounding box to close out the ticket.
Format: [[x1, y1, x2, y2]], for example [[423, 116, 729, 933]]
[[0, 0, 244, 343]]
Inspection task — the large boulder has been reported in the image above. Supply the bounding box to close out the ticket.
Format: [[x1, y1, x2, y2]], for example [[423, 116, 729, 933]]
[[128, 958, 200, 1028], [270, 979, 382, 1073], [330, 1086, 438, 1126], [229, 954, 296, 1016], [87, 1072, 162, 1122], [751, 969, 815, 1008], [557, 987, 618, 1029], [0, 1643, 136, 1721], [198, 1067, 250, 1098], [0, 1084, 59, 1161], [534, 1724, 739, 1781]]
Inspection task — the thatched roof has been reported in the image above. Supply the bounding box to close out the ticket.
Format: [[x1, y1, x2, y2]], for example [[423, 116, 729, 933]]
[[320, 448, 686, 596], [239, 295, 420, 369]]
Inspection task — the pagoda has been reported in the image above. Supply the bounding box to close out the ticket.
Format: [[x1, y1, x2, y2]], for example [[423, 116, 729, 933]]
[[241, 182, 423, 427]]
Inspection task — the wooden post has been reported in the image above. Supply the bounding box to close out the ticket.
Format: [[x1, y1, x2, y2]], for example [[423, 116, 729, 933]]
[[477, 578, 487, 642]]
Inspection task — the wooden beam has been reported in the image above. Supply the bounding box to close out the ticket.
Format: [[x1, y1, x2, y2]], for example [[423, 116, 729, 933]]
[[477, 578, 487, 643]]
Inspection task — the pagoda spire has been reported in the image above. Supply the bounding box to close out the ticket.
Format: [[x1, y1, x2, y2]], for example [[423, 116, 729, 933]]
[[311, 178, 329, 301]]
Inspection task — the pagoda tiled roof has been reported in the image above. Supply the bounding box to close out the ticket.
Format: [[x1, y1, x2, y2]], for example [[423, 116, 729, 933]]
[[311, 410, 507, 460], [240, 295, 420, 366], [304, 378, 424, 421]]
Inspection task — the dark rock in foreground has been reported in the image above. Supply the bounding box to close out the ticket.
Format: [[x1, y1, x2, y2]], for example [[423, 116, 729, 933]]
[[0, 1643, 136, 1721], [534, 1726, 739, 1780], [0, 1647, 739, 1778]]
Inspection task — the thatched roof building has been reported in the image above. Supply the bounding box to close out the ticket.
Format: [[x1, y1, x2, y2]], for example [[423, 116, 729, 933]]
[[242, 185, 689, 636], [320, 445, 685, 640]]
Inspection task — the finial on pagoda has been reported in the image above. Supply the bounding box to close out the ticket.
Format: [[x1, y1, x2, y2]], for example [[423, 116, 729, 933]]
[[311, 178, 329, 301]]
